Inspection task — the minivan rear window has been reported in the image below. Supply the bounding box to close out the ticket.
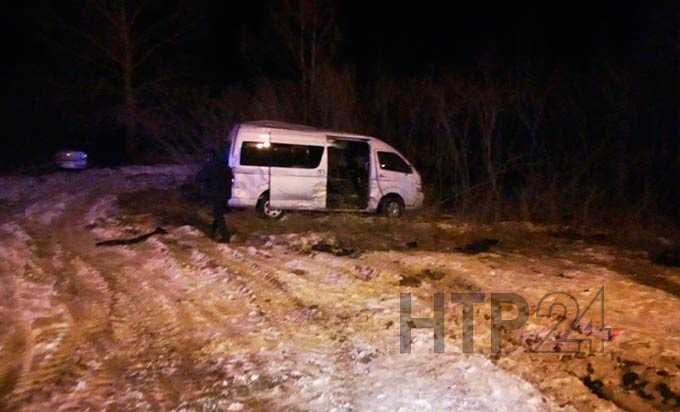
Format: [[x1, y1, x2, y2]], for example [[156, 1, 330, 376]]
[[377, 151, 412, 174], [241, 142, 324, 169]]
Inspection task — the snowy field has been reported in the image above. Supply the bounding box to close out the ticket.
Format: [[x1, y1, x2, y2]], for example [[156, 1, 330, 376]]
[[1, 165, 679, 411]]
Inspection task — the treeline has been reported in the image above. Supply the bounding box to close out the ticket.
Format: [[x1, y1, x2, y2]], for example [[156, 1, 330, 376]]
[[137, 59, 676, 224], [29, 0, 678, 225]]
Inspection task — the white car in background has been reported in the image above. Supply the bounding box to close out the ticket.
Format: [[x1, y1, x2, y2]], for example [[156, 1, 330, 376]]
[[54, 149, 88, 170]]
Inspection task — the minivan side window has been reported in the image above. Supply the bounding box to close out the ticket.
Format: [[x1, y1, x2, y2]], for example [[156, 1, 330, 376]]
[[241, 141, 324, 169], [377, 151, 412, 174]]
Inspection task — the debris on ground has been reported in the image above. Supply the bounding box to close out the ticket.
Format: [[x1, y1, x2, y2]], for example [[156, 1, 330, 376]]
[[455, 238, 501, 254], [405, 240, 418, 249], [421, 268, 445, 280], [650, 247, 680, 267], [353, 265, 376, 281], [95, 226, 168, 246], [399, 274, 422, 287], [549, 231, 608, 242], [573, 319, 621, 342], [311, 241, 361, 257]]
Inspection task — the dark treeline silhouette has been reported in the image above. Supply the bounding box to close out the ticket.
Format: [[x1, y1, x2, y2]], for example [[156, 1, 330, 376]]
[[144, 59, 676, 225], [6, 1, 678, 226]]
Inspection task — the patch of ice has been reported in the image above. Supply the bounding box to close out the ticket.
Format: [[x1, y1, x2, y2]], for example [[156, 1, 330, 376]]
[[355, 351, 560, 412], [172, 225, 204, 238], [24, 195, 68, 225], [84, 194, 119, 225], [227, 402, 244, 411]]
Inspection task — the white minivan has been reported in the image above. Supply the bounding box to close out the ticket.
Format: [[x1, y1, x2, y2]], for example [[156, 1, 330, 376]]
[[226, 121, 424, 218]]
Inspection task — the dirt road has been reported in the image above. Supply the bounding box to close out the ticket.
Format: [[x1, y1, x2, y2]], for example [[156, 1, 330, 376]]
[[1, 166, 679, 411]]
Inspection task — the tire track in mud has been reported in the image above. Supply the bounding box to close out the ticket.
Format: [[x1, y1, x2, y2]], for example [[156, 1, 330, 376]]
[[0, 226, 73, 410], [93, 254, 236, 408], [158, 233, 373, 409], [4, 170, 598, 410], [87, 235, 285, 408], [119, 231, 362, 409], [1, 170, 215, 409], [2, 189, 558, 411], [4, 249, 119, 409], [2, 190, 157, 408], [241, 250, 385, 409], [196, 241, 375, 410], [97, 235, 292, 408], [2, 171, 370, 409]]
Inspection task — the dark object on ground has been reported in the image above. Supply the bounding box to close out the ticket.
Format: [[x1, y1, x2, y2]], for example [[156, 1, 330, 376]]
[[311, 242, 361, 257], [422, 268, 444, 280], [96, 227, 167, 246], [651, 247, 680, 267], [621, 371, 641, 390], [549, 231, 607, 242], [620, 371, 655, 401], [581, 376, 608, 400], [655, 382, 680, 405], [405, 240, 418, 249], [455, 238, 501, 255], [398, 269, 443, 287], [354, 265, 376, 281], [399, 275, 422, 287]]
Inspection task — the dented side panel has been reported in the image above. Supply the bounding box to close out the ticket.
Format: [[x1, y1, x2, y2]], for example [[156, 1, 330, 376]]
[[228, 166, 269, 208], [228, 128, 270, 208]]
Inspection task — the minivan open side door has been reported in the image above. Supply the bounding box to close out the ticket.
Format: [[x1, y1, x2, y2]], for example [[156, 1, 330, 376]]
[[326, 138, 370, 210]]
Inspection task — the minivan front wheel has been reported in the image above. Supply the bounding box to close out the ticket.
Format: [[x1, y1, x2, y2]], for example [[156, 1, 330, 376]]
[[378, 196, 404, 218], [257, 193, 284, 220]]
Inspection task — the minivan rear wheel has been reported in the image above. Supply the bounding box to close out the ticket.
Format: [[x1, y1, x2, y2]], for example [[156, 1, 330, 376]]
[[378, 196, 404, 218], [257, 193, 284, 220]]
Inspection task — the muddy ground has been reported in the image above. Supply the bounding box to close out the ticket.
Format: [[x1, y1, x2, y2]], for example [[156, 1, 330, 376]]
[[1, 166, 679, 411]]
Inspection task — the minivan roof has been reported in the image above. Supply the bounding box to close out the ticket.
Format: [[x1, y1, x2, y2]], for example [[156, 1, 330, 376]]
[[239, 120, 373, 141]]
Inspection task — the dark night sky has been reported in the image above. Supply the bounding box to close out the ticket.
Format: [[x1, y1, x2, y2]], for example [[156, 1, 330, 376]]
[[195, 1, 650, 79], [1, 1, 675, 167], [2, 1, 665, 85]]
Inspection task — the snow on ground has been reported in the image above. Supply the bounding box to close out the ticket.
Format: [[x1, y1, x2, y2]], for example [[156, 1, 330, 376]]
[[1, 165, 679, 411]]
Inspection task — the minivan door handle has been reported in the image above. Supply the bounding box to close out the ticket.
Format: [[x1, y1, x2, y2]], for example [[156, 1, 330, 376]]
[[318, 169, 326, 176]]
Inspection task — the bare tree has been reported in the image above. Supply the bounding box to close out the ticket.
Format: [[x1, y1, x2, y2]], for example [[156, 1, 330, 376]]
[[268, 0, 341, 122], [514, 71, 550, 150], [435, 75, 474, 211], [469, 79, 505, 220], [43, 0, 197, 156]]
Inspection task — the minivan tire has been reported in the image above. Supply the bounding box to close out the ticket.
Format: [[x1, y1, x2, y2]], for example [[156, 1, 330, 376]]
[[256, 192, 285, 220], [378, 196, 404, 218]]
